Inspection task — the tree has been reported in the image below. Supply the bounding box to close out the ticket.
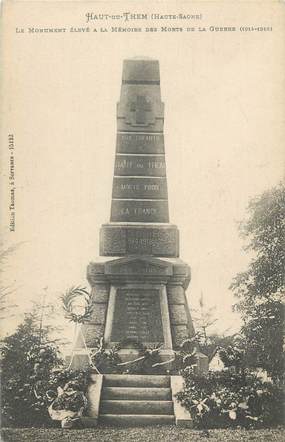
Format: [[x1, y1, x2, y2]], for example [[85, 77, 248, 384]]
[[191, 292, 234, 357], [31, 288, 68, 347], [1, 308, 63, 427], [192, 292, 218, 344], [230, 182, 285, 380]]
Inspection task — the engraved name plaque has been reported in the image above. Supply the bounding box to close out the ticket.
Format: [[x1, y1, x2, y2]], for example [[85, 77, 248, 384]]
[[110, 288, 164, 343], [116, 133, 165, 154]]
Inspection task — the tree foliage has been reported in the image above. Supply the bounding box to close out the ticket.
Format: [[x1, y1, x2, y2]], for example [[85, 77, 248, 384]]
[[219, 344, 246, 374], [230, 183, 285, 379], [1, 310, 63, 427]]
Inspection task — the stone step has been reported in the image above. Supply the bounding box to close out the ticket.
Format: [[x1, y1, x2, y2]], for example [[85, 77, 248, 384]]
[[100, 400, 174, 415], [103, 374, 170, 388], [99, 414, 175, 426], [102, 387, 172, 401]]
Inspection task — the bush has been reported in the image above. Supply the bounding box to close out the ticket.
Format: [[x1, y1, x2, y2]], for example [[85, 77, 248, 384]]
[[47, 368, 91, 395], [176, 369, 284, 429], [1, 313, 63, 427]]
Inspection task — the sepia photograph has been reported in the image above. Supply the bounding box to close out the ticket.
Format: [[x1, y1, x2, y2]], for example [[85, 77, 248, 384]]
[[0, 1, 284, 441]]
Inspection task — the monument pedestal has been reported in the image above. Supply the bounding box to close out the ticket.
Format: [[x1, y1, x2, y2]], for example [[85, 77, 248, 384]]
[[81, 255, 194, 355]]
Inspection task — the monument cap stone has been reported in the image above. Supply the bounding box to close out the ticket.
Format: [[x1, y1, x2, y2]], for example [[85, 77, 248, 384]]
[[122, 58, 160, 83]]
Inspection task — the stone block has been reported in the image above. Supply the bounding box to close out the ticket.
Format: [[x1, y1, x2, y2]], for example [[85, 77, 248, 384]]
[[171, 325, 190, 347], [169, 305, 188, 325], [114, 155, 166, 177], [82, 323, 105, 347], [104, 256, 173, 277], [110, 200, 168, 223], [92, 285, 109, 303], [100, 227, 127, 256], [167, 286, 185, 304], [100, 414, 175, 426], [87, 374, 103, 422], [122, 59, 160, 82], [100, 224, 179, 257], [102, 386, 172, 401], [112, 177, 168, 200], [89, 303, 107, 324], [171, 376, 193, 427], [116, 133, 164, 154], [103, 374, 170, 388], [100, 399, 173, 415], [117, 82, 164, 133], [195, 352, 209, 374], [111, 199, 169, 223]]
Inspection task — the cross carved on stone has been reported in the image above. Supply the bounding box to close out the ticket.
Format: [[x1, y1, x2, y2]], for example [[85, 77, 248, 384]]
[[130, 95, 153, 125]]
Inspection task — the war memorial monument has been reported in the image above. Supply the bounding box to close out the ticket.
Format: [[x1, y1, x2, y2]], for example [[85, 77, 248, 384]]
[[73, 58, 207, 426]]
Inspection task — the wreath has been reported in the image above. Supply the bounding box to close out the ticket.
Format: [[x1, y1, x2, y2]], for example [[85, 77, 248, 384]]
[[116, 340, 163, 371], [114, 338, 145, 352], [61, 286, 93, 323]]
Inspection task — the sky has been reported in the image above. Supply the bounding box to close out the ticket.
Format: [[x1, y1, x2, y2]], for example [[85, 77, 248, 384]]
[[1, 1, 284, 344]]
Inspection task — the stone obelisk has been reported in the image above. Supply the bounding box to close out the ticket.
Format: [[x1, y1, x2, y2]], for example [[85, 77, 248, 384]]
[[81, 58, 195, 361]]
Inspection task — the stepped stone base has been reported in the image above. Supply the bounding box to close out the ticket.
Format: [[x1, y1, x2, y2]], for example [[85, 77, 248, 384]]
[[86, 374, 192, 427]]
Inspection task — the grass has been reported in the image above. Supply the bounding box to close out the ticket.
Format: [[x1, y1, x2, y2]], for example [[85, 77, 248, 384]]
[[1, 426, 285, 442]]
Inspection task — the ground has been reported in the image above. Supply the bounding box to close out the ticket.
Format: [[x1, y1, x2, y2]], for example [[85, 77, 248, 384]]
[[1, 426, 285, 442]]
